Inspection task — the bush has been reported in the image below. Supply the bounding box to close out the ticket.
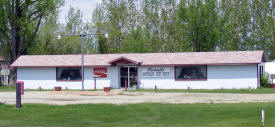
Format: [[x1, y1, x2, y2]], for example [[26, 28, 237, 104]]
[[0, 80, 3, 86], [261, 73, 271, 88]]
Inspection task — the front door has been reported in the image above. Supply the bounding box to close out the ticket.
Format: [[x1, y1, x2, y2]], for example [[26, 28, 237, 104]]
[[120, 67, 137, 88]]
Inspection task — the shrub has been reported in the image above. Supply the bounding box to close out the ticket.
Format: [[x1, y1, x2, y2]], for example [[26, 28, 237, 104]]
[[261, 73, 271, 88]]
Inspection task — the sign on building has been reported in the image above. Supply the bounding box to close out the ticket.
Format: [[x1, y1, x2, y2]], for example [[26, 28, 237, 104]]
[[93, 68, 107, 78], [142, 67, 170, 78]]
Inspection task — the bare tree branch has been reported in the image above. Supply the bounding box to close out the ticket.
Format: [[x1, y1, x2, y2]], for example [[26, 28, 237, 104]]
[[19, 0, 38, 11], [28, 9, 41, 19], [30, 13, 44, 22], [22, 14, 43, 54], [31, 15, 43, 41], [0, 28, 11, 41]]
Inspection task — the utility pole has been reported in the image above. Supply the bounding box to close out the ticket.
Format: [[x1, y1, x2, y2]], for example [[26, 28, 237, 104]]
[[57, 33, 108, 91]]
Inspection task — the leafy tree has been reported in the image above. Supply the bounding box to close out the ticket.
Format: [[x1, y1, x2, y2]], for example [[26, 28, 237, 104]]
[[28, 6, 95, 55], [178, 0, 219, 52], [2, 0, 274, 65], [0, 0, 63, 63], [219, 0, 274, 59], [0, 0, 63, 84], [28, 13, 60, 55]]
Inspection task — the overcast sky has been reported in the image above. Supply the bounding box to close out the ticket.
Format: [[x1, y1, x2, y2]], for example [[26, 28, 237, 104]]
[[59, 0, 102, 23]]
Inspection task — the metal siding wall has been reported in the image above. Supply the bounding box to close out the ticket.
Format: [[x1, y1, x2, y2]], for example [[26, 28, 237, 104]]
[[17, 67, 118, 89], [139, 65, 258, 89], [17, 65, 258, 89]]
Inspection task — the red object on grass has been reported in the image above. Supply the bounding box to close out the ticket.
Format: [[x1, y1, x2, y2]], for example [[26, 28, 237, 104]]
[[16, 81, 24, 95], [125, 80, 127, 90], [54, 87, 61, 91], [270, 84, 275, 88], [104, 87, 111, 92]]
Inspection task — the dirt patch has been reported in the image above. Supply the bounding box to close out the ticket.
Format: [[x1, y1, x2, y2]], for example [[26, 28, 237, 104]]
[[46, 98, 79, 101], [1, 91, 275, 105], [49, 91, 116, 96]]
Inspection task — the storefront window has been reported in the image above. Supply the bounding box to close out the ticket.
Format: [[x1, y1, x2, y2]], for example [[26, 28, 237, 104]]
[[175, 66, 207, 80], [57, 68, 82, 81]]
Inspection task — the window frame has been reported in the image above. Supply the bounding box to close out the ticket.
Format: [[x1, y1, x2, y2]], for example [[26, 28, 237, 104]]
[[174, 65, 208, 81], [56, 67, 82, 82]]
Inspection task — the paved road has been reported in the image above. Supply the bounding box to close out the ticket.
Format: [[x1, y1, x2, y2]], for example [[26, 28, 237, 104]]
[[1, 91, 275, 105]]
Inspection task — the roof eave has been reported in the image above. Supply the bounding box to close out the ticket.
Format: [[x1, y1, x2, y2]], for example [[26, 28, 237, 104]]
[[12, 62, 261, 68]]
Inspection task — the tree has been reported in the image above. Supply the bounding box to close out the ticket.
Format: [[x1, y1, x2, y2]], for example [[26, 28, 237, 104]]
[[178, 0, 219, 52], [219, 0, 275, 60], [0, 0, 63, 83], [29, 5, 98, 55], [0, 0, 63, 63], [92, 5, 109, 53], [27, 13, 61, 55]]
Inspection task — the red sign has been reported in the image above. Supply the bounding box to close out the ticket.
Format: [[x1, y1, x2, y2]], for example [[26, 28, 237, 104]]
[[93, 68, 107, 78]]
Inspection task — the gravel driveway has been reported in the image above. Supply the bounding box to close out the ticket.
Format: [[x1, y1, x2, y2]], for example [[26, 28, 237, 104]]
[[1, 91, 275, 105]]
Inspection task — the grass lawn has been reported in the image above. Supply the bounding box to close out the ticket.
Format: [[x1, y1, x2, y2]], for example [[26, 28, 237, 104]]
[[0, 85, 15, 92], [128, 88, 275, 94], [0, 103, 274, 127]]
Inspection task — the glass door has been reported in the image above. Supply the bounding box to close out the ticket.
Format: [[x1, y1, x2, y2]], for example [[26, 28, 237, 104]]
[[120, 67, 137, 88], [120, 67, 128, 88], [129, 67, 137, 88]]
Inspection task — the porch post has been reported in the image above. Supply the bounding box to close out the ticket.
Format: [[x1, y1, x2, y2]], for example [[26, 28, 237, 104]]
[[128, 67, 130, 88]]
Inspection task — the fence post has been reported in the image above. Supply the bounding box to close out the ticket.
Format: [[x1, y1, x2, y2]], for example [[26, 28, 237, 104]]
[[16, 83, 22, 108], [125, 80, 127, 91], [94, 78, 96, 91]]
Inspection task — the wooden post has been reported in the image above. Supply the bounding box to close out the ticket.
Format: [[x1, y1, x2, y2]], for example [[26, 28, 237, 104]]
[[125, 80, 127, 91], [16, 83, 22, 108], [94, 78, 96, 91], [262, 109, 264, 127]]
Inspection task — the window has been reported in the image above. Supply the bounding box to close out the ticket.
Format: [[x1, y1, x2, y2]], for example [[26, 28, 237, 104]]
[[56, 68, 82, 81], [175, 66, 207, 80]]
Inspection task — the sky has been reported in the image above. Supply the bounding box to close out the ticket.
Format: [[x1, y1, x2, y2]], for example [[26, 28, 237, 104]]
[[59, 0, 102, 23]]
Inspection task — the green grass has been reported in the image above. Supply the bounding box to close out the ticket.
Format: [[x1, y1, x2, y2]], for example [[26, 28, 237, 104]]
[[128, 88, 275, 94], [0, 85, 15, 92], [0, 103, 274, 127]]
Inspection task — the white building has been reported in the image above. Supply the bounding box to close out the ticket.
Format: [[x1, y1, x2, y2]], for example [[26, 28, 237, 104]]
[[263, 62, 275, 83], [11, 51, 264, 89], [264, 62, 275, 75]]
